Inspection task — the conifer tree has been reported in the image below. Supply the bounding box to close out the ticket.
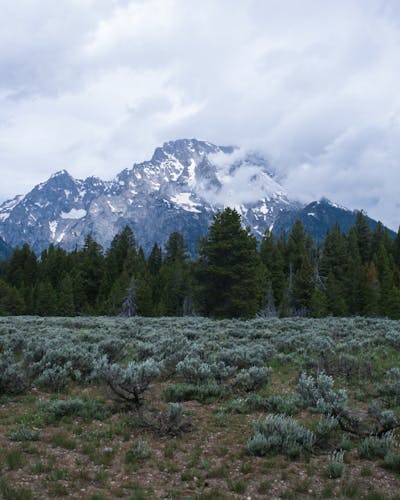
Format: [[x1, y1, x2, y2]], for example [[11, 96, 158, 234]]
[[57, 274, 75, 316], [260, 230, 286, 308], [326, 271, 347, 316], [79, 235, 105, 311], [345, 228, 364, 315], [293, 256, 315, 314], [35, 281, 57, 316], [0, 279, 24, 315], [196, 208, 263, 318], [160, 232, 190, 316], [354, 211, 371, 264]]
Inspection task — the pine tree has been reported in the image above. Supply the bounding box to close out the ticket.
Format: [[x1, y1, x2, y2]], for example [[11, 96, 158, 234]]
[[258, 284, 277, 318], [286, 220, 309, 274], [310, 288, 327, 318], [148, 243, 162, 275], [0, 279, 24, 315], [57, 274, 75, 316], [360, 262, 379, 316], [326, 272, 347, 316], [35, 281, 57, 316], [354, 211, 371, 264], [196, 208, 263, 318], [260, 230, 286, 308], [292, 256, 315, 314], [79, 235, 105, 311], [159, 232, 190, 316], [121, 278, 137, 317], [345, 228, 364, 315]]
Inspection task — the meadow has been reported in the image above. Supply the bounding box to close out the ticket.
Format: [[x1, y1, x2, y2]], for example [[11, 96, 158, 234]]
[[1, 316, 400, 499]]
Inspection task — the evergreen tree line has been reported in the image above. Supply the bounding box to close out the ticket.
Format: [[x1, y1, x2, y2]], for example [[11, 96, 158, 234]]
[[0, 208, 400, 319]]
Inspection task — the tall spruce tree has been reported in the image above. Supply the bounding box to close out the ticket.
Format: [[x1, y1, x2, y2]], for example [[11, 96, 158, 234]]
[[196, 208, 263, 318], [260, 230, 286, 308], [159, 232, 191, 316]]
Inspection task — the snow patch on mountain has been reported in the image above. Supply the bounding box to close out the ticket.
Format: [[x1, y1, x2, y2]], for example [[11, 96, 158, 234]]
[[60, 208, 87, 219], [0, 195, 23, 221], [170, 193, 201, 213], [49, 221, 58, 239]]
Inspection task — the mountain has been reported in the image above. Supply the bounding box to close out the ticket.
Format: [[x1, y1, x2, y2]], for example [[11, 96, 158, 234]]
[[0, 139, 394, 255], [0, 139, 297, 254], [0, 236, 12, 261], [272, 199, 397, 241]]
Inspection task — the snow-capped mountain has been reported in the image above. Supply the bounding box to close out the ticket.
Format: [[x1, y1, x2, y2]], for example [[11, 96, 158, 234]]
[[0, 138, 391, 256], [273, 199, 397, 242], [0, 139, 298, 254], [0, 236, 12, 261]]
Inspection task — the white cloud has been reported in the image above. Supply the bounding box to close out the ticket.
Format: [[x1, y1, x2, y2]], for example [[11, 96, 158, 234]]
[[0, 0, 400, 229]]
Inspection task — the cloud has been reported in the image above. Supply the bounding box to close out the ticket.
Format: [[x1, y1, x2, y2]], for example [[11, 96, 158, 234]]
[[0, 0, 399, 229]]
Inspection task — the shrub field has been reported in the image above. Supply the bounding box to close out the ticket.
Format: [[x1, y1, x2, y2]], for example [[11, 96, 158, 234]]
[[1, 316, 400, 498]]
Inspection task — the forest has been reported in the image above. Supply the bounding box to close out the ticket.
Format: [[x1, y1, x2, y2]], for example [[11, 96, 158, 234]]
[[0, 208, 400, 319]]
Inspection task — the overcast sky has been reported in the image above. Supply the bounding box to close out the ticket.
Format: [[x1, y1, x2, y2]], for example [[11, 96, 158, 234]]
[[0, 0, 399, 229]]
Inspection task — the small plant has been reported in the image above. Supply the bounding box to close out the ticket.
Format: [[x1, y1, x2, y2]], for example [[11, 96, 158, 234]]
[[360, 465, 372, 477], [217, 345, 270, 368], [157, 403, 193, 436], [38, 397, 106, 422], [96, 357, 160, 409], [378, 368, 400, 405], [315, 416, 339, 447], [327, 449, 344, 478], [358, 432, 394, 459], [51, 432, 77, 450], [297, 371, 347, 415], [341, 481, 360, 498], [247, 414, 315, 458], [133, 402, 193, 436], [0, 354, 27, 395], [163, 382, 223, 403], [227, 478, 247, 494], [125, 440, 151, 467], [232, 366, 272, 392], [258, 480, 271, 494], [5, 449, 24, 470], [35, 365, 70, 391], [383, 452, 400, 473], [0, 479, 35, 500], [264, 394, 302, 415], [339, 434, 352, 451], [8, 427, 41, 442]]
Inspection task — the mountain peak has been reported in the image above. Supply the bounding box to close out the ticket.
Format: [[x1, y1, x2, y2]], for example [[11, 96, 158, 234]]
[[150, 138, 235, 165], [2, 137, 382, 256], [50, 169, 73, 179]]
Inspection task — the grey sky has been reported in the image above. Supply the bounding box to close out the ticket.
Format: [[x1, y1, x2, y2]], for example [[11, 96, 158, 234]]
[[0, 0, 399, 229]]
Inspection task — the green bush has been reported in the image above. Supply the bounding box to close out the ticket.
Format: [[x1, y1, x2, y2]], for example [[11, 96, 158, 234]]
[[383, 452, 400, 473], [125, 440, 151, 467], [38, 398, 107, 422], [247, 414, 315, 458], [232, 366, 272, 392], [0, 354, 27, 395], [327, 450, 344, 478], [163, 382, 224, 403], [8, 428, 41, 442], [359, 432, 394, 459]]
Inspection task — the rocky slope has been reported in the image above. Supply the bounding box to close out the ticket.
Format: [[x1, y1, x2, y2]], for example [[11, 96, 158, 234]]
[[0, 139, 393, 255]]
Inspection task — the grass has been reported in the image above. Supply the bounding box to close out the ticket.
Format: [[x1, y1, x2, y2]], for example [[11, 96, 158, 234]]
[[50, 432, 77, 450], [5, 449, 24, 470], [0, 316, 400, 498], [125, 440, 152, 468], [0, 479, 35, 500]]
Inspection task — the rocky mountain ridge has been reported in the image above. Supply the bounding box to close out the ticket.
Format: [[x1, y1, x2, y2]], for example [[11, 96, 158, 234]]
[[0, 139, 393, 256]]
